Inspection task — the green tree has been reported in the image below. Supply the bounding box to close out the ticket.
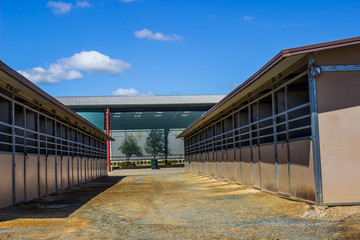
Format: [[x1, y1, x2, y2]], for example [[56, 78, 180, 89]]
[[118, 134, 142, 163], [144, 129, 165, 159]]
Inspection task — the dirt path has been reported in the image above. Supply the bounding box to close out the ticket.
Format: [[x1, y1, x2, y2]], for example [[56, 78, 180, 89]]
[[0, 168, 360, 239]]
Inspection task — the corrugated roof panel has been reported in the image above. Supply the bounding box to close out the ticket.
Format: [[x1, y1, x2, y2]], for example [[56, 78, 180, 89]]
[[56, 95, 226, 107]]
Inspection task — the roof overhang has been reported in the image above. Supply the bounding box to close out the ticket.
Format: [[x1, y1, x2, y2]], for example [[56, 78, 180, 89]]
[[178, 36, 360, 138], [0, 61, 113, 141]]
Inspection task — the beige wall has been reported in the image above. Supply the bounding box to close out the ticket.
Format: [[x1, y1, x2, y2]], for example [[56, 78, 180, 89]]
[[316, 60, 360, 203]]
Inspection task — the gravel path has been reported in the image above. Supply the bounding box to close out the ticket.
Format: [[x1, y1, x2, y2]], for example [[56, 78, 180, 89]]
[[0, 168, 359, 239]]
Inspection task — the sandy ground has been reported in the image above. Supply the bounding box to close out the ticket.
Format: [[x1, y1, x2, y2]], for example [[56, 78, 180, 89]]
[[0, 168, 360, 239]]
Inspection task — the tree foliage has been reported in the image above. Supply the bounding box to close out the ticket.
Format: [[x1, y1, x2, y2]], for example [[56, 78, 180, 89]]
[[119, 134, 142, 161], [144, 129, 165, 159]]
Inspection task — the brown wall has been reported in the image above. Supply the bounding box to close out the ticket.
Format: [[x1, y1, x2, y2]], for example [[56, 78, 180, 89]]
[[26, 155, 39, 202], [277, 143, 290, 196], [316, 54, 360, 203], [226, 149, 235, 182], [241, 147, 252, 186], [260, 144, 276, 192], [252, 146, 260, 189], [289, 139, 316, 202], [39, 156, 47, 196], [235, 149, 241, 184], [0, 153, 13, 209]]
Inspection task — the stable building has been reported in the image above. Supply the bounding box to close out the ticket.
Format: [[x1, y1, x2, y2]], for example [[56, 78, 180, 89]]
[[57, 95, 225, 163], [0, 61, 111, 210], [178, 36, 360, 205]]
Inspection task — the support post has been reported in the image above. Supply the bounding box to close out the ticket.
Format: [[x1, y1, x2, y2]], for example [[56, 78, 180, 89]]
[[106, 108, 110, 171], [308, 55, 323, 205], [164, 128, 169, 165]]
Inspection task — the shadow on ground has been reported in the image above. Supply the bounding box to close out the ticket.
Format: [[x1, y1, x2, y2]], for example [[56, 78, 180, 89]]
[[0, 176, 125, 222]]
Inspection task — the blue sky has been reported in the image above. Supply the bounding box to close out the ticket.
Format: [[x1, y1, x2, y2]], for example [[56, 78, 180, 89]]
[[1, 0, 359, 97]]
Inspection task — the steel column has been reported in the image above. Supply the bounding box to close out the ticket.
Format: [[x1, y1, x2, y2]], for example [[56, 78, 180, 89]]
[[308, 55, 323, 205]]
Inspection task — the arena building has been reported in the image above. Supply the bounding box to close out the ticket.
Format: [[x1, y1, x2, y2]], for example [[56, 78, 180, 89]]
[[57, 95, 225, 164]]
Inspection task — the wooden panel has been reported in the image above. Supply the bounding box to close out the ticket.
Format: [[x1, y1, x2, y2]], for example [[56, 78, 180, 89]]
[[241, 147, 252, 186], [56, 156, 62, 190], [15, 154, 25, 203], [209, 152, 215, 177], [223, 150, 228, 180], [319, 106, 360, 203], [252, 146, 260, 189], [62, 156, 69, 189], [316, 69, 360, 204], [39, 156, 47, 196], [289, 139, 316, 202], [216, 151, 223, 179], [26, 154, 39, 201], [277, 143, 290, 195], [47, 156, 56, 194], [227, 149, 235, 182], [235, 148, 241, 184], [73, 157, 79, 186], [259, 144, 276, 192], [0, 153, 13, 209]]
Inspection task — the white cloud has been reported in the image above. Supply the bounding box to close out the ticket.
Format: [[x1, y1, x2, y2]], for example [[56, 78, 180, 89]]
[[243, 15, 255, 21], [18, 51, 131, 84], [47, 1, 72, 14], [60, 51, 131, 74], [111, 88, 154, 96], [134, 28, 182, 41], [76, 0, 90, 7], [18, 65, 82, 84], [111, 88, 140, 96]]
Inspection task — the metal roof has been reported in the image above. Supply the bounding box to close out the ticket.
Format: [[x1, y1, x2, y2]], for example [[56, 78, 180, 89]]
[[56, 95, 226, 107], [178, 36, 360, 138], [0, 60, 113, 141]]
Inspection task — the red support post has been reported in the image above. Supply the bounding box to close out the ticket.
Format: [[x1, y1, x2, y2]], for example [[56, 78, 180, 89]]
[[106, 107, 110, 171]]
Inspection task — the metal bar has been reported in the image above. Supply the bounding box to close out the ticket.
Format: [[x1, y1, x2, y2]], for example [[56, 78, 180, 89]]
[[284, 85, 291, 197], [23, 106, 27, 201], [106, 108, 110, 171], [321, 64, 360, 72], [36, 108, 40, 198], [308, 55, 323, 205], [11, 93, 16, 204]]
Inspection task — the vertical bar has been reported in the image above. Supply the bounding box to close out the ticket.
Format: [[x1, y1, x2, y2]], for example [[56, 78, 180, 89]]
[[232, 111, 236, 181], [106, 107, 110, 171], [45, 116, 48, 195], [248, 102, 253, 184], [257, 101, 261, 189], [308, 55, 323, 205], [271, 88, 279, 192], [11, 94, 16, 204], [54, 119, 57, 191], [285, 85, 291, 195], [239, 111, 243, 185], [37, 108, 40, 198], [23, 107, 27, 201]]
